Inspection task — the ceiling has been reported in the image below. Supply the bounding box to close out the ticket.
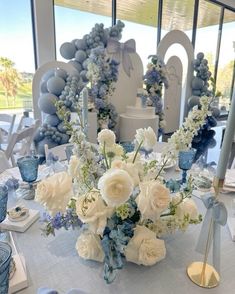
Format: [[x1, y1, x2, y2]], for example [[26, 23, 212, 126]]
[[55, 0, 235, 30]]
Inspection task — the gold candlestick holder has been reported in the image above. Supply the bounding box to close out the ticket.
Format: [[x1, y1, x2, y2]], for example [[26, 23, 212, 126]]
[[186, 177, 224, 288]]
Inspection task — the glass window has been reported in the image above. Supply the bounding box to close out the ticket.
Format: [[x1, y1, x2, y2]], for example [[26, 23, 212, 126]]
[[195, 1, 221, 80], [0, 0, 34, 114], [116, 0, 158, 70], [54, 2, 112, 62], [216, 9, 235, 112]]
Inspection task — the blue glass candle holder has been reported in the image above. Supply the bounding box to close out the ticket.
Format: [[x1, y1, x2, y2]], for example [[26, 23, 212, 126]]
[[178, 149, 196, 184], [0, 184, 9, 242], [0, 185, 8, 223], [17, 156, 39, 200], [0, 242, 12, 294]]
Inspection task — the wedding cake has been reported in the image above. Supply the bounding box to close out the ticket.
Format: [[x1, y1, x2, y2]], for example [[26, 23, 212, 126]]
[[119, 88, 159, 142]]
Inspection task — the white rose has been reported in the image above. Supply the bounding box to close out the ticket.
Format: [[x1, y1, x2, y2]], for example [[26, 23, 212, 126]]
[[126, 152, 141, 164], [68, 155, 80, 178], [111, 161, 140, 186], [175, 198, 198, 220], [76, 230, 104, 262], [135, 127, 157, 151], [136, 181, 170, 221], [76, 189, 113, 235], [97, 129, 116, 147], [35, 172, 73, 216], [125, 225, 166, 266], [98, 169, 134, 207]]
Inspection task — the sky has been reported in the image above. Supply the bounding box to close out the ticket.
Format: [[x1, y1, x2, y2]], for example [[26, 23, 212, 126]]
[[0, 1, 234, 73]]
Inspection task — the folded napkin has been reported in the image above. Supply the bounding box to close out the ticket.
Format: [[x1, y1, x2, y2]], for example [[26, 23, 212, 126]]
[[37, 288, 88, 294]]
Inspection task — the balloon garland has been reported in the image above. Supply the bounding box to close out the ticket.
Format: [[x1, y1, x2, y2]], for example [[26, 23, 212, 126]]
[[189, 52, 219, 162], [34, 21, 125, 156]]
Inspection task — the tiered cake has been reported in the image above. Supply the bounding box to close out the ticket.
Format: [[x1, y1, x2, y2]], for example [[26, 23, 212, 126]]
[[119, 89, 159, 142]]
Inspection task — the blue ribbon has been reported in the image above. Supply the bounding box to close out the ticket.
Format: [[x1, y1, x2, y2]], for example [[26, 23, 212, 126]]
[[106, 39, 136, 77], [195, 193, 227, 273]]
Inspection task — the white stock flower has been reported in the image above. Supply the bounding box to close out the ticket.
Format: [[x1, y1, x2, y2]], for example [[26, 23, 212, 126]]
[[35, 172, 73, 216], [105, 144, 124, 157], [76, 230, 104, 262], [175, 198, 198, 220], [98, 169, 134, 207], [135, 127, 157, 151], [68, 155, 80, 178], [76, 189, 113, 235], [125, 225, 166, 266], [97, 129, 116, 147], [136, 181, 170, 221]]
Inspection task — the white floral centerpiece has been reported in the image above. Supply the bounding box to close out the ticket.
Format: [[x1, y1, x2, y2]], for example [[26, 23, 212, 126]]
[[35, 119, 203, 283]]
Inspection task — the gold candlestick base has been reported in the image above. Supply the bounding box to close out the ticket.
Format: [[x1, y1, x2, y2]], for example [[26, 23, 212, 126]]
[[187, 262, 220, 288]]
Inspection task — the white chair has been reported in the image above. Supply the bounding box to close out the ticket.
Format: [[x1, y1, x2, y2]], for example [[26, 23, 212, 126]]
[[0, 113, 16, 144], [16, 112, 35, 132], [44, 143, 73, 162], [4, 119, 40, 166], [0, 150, 11, 173]]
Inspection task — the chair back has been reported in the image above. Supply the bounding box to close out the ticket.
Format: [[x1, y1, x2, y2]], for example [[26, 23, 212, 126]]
[[0, 150, 11, 173], [0, 114, 16, 143], [5, 119, 40, 166], [44, 143, 73, 162]]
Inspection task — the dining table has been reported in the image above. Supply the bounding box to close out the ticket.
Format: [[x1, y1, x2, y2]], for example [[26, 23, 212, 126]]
[[1, 156, 235, 294]]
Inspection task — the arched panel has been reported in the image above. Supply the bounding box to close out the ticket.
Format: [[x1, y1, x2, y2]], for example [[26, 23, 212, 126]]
[[157, 30, 194, 123]]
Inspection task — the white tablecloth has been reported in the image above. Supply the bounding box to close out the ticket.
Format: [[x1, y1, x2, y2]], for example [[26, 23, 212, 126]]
[[1, 166, 235, 294]]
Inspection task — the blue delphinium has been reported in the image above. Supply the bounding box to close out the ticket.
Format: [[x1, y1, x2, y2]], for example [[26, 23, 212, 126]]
[[144, 55, 169, 136], [41, 206, 83, 236], [87, 47, 119, 131], [101, 198, 140, 283]]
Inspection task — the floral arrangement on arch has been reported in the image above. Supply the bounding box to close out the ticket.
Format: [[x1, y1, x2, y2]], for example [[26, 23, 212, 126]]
[[143, 55, 169, 135], [86, 46, 119, 131], [35, 122, 203, 282]]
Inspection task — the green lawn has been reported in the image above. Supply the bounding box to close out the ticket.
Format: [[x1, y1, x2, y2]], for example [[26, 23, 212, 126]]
[[0, 82, 33, 110]]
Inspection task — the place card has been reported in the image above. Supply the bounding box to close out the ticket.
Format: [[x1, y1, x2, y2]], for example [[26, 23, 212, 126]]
[[0, 209, 40, 232]]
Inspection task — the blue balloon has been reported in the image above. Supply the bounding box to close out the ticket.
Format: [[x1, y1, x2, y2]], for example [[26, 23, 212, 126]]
[[57, 122, 67, 133], [33, 129, 45, 143], [68, 60, 82, 72], [211, 107, 220, 118], [44, 114, 60, 127], [75, 39, 87, 50], [60, 42, 76, 60], [192, 89, 201, 96], [40, 80, 48, 93], [188, 96, 200, 109], [191, 77, 204, 90], [47, 76, 66, 96], [80, 70, 88, 82], [75, 50, 87, 63], [60, 133, 70, 144], [36, 138, 58, 155], [197, 52, 204, 60], [54, 68, 67, 80], [42, 69, 54, 82], [38, 93, 58, 114]]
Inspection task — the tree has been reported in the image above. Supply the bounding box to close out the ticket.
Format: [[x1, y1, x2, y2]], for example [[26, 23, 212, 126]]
[[0, 57, 22, 107]]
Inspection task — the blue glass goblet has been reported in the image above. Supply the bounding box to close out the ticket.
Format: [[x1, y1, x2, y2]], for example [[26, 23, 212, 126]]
[[0, 185, 9, 242], [0, 241, 12, 294], [17, 156, 39, 200], [178, 149, 196, 184]]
